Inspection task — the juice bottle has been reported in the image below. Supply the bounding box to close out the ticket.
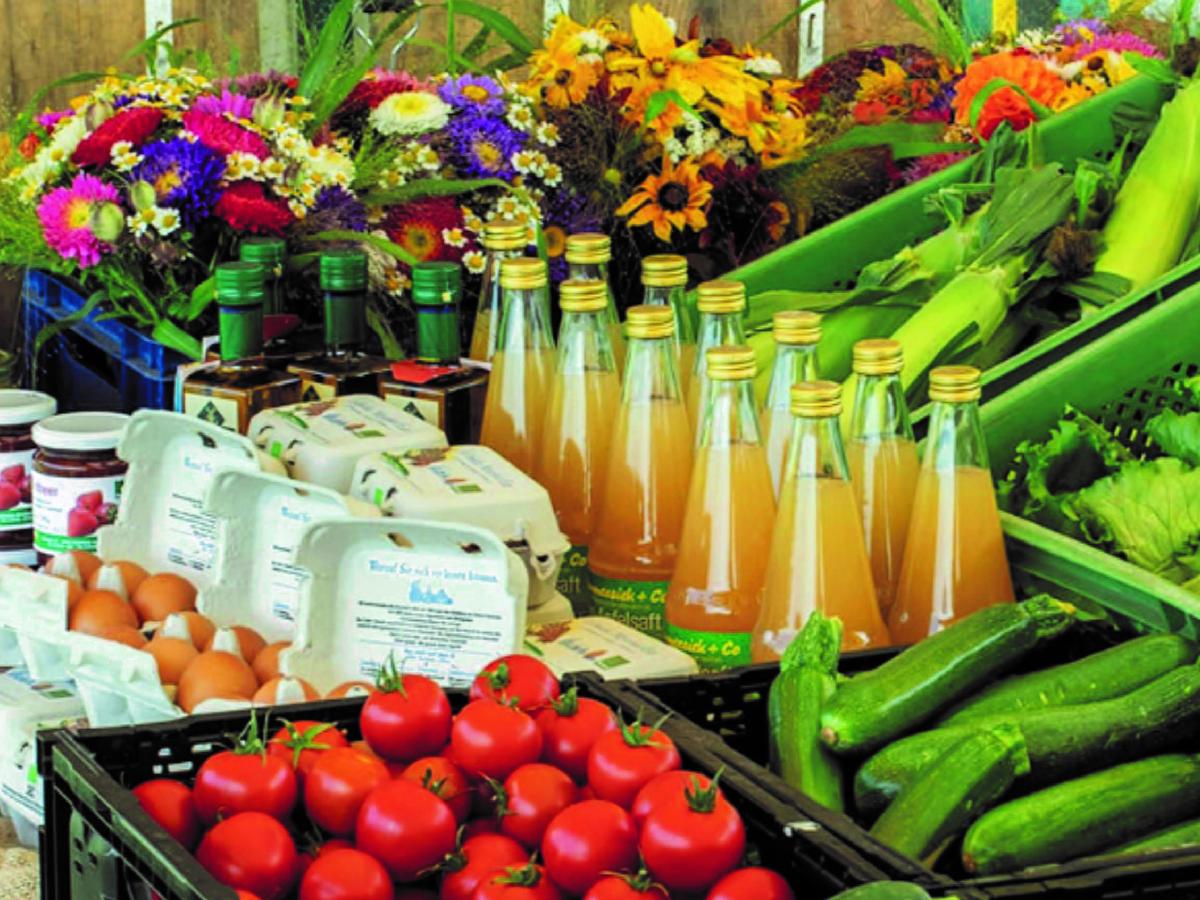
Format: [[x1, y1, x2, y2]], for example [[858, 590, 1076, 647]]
[[641, 254, 695, 395], [688, 280, 747, 430], [846, 339, 918, 620], [889, 365, 1014, 642], [468, 221, 527, 362], [666, 345, 774, 671], [479, 257, 555, 474], [566, 233, 625, 372], [761, 310, 821, 498], [752, 381, 891, 659], [587, 305, 693, 637], [537, 280, 621, 613]]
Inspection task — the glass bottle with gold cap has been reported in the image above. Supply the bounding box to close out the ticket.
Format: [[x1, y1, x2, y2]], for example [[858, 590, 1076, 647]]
[[761, 310, 821, 498], [587, 305, 693, 638], [469, 220, 528, 361], [752, 381, 891, 659], [665, 345, 774, 671], [566, 232, 625, 371], [641, 254, 695, 393], [889, 365, 1014, 642], [537, 280, 621, 612], [846, 338, 918, 619], [480, 257, 556, 474], [687, 280, 747, 430]]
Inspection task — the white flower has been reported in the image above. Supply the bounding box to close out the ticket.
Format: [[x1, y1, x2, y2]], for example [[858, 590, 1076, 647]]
[[528, 151, 549, 177], [744, 55, 783, 76], [577, 28, 610, 54], [442, 227, 467, 248], [511, 150, 538, 175], [261, 157, 288, 182], [535, 122, 560, 147], [225, 151, 262, 181], [110, 141, 142, 172], [415, 146, 440, 171], [151, 206, 181, 236], [663, 136, 688, 163], [289, 199, 309, 219], [463, 249, 486, 275], [541, 162, 563, 187], [506, 104, 535, 132], [493, 195, 522, 220], [128, 209, 155, 237], [370, 91, 452, 136]]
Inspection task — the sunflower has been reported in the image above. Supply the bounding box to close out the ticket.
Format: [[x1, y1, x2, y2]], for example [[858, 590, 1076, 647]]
[[856, 58, 909, 103], [526, 16, 602, 107], [616, 156, 713, 243]]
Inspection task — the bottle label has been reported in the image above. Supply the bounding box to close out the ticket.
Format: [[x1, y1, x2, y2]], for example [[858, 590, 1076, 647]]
[[384, 391, 443, 428], [183, 392, 241, 433], [33, 472, 123, 555], [555, 545, 590, 613], [299, 378, 337, 402], [0, 449, 34, 531], [588, 571, 667, 638], [664, 623, 752, 673]]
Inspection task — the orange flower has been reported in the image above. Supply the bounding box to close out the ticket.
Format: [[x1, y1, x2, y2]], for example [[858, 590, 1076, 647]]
[[526, 16, 602, 107], [952, 52, 1065, 139], [616, 156, 713, 243]]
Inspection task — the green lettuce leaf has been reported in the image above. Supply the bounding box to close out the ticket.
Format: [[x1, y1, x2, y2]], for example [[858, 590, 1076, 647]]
[[1148, 408, 1200, 466]]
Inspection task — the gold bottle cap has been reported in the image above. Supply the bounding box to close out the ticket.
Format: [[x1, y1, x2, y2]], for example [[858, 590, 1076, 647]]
[[853, 338, 904, 376], [499, 257, 548, 290], [559, 280, 609, 313], [696, 279, 746, 314], [706, 345, 756, 381], [482, 220, 528, 251], [625, 305, 675, 340], [790, 380, 842, 418], [565, 232, 611, 264], [774, 310, 821, 346], [641, 254, 688, 287], [928, 365, 982, 403]]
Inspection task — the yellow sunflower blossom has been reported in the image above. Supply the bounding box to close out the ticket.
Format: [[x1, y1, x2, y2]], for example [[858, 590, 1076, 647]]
[[526, 16, 602, 107], [857, 58, 909, 102], [616, 156, 713, 243], [760, 115, 810, 168]]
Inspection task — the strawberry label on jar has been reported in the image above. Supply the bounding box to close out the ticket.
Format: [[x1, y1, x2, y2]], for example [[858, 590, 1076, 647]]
[[33, 473, 123, 555], [0, 449, 34, 530]]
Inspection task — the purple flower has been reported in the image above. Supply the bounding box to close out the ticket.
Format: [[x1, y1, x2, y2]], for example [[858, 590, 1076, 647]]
[[447, 113, 526, 179], [1055, 19, 1110, 44], [438, 75, 506, 116], [131, 137, 226, 227], [901, 152, 970, 185], [312, 186, 367, 232], [1078, 33, 1163, 58], [193, 89, 257, 121], [215, 70, 298, 98], [36, 110, 72, 132]]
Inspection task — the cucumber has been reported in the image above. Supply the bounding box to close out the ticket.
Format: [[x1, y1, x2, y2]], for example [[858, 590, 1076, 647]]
[[962, 754, 1200, 874], [769, 613, 844, 811], [939, 634, 1196, 726], [870, 723, 1029, 863], [1115, 817, 1200, 854], [855, 664, 1200, 818], [820, 597, 1076, 755]]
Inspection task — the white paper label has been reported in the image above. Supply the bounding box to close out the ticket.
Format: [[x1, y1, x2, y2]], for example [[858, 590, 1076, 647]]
[[374, 446, 522, 500], [267, 498, 315, 625], [33, 472, 123, 556], [0, 449, 33, 532], [159, 445, 226, 574], [271, 395, 436, 447]]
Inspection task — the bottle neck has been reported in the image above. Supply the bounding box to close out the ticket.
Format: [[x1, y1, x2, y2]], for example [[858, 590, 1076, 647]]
[[850, 372, 914, 442], [698, 378, 762, 449], [415, 289, 461, 365], [497, 286, 555, 355], [765, 344, 819, 411], [623, 336, 684, 403], [694, 311, 745, 373], [785, 414, 851, 482], [557, 310, 617, 375], [642, 284, 693, 343], [218, 303, 264, 366], [568, 261, 608, 282], [323, 288, 366, 355], [924, 400, 989, 471]]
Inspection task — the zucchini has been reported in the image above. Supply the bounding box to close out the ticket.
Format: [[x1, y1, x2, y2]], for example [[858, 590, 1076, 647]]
[[821, 596, 1076, 755], [870, 723, 1029, 863], [769, 613, 844, 811], [855, 664, 1200, 818], [1115, 817, 1200, 854], [828, 885, 932, 900], [939, 634, 1196, 726], [962, 753, 1200, 875]]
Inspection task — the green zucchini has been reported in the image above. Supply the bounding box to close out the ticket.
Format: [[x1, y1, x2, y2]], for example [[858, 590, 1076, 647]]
[[939, 634, 1196, 726], [828, 885, 932, 900], [870, 723, 1029, 863], [820, 597, 1076, 755], [962, 754, 1200, 874], [769, 613, 844, 811], [855, 664, 1200, 818], [1115, 817, 1200, 854]]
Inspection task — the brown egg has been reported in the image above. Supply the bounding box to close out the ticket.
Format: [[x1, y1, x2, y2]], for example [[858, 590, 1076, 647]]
[[252, 641, 290, 684], [327, 681, 376, 699], [69, 590, 139, 636], [143, 636, 199, 685], [204, 626, 266, 666], [163, 611, 215, 650], [47, 550, 101, 584], [176, 651, 258, 713], [87, 560, 149, 598], [253, 676, 320, 705], [132, 573, 197, 623], [94, 624, 148, 649]]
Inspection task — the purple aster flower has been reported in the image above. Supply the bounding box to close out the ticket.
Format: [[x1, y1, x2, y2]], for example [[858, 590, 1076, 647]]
[[312, 186, 367, 232], [194, 89, 257, 121], [543, 190, 603, 282], [438, 74, 506, 116], [215, 70, 299, 98], [1055, 19, 1110, 44], [131, 137, 226, 228], [447, 113, 526, 179]]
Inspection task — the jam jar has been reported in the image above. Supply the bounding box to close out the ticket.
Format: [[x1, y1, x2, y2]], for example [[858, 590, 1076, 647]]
[[32, 412, 129, 564], [0, 391, 56, 566]]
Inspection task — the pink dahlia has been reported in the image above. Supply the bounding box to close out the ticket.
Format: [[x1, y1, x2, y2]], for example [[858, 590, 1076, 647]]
[[71, 107, 165, 167], [183, 109, 271, 160], [36, 174, 121, 268], [214, 180, 293, 234], [193, 89, 257, 121]]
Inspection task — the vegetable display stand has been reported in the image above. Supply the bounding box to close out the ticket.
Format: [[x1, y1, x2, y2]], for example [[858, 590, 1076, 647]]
[[21, 270, 186, 414]]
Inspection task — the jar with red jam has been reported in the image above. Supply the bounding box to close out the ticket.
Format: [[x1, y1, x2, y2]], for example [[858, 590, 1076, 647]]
[[0, 391, 57, 566], [32, 412, 129, 564]]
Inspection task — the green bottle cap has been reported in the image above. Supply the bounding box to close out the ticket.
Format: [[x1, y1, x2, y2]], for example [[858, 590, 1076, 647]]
[[320, 250, 368, 292], [215, 262, 265, 308], [411, 262, 461, 305], [239, 237, 286, 268], [412, 262, 462, 364]]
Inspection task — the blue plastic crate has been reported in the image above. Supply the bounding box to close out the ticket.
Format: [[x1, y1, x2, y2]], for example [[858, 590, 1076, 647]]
[[22, 270, 185, 413]]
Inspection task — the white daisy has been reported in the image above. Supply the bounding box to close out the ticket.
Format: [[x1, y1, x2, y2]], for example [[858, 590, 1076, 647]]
[[463, 249, 486, 275], [535, 122, 560, 147], [261, 157, 288, 182], [494, 195, 522, 220], [506, 104, 535, 132], [541, 162, 563, 187], [225, 151, 262, 181], [416, 146, 440, 171], [744, 55, 783, 76], [511, 150, 538, 175], [151, 206, 181, 236], [442, 227, 467, 248]]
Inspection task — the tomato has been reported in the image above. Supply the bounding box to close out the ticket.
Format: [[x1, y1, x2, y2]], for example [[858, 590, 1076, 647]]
[[639, 776, 745, 892], [535, 689, 618, 783], [304, 746, 390, 836], [356, 778, 458, 881], [497, 764, 576, 849], [317, 839, 353, 856], [195, 812, 297, 900], [132, 779, 200, 850], [587, 720, 680, 808], [359, 660, 452, 762], [705, 867, 794, 900], [470, 655, 561, 712], [473, 863, 564, 900], [583, 873, 669, 900], [235, 893, 261, 900], [299, 847, 393, 900], [541, 800, 638, 896], [403, 755, 474, 822], [439, 832, 528, 900], [462, 817, 500, 840], [193, 750, 296, 824], [451, 700, 542, 780], [267, 720, 349, 786], [630, 770, 711, 829]]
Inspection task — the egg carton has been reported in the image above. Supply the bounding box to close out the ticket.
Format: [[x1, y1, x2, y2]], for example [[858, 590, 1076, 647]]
[[0, 568, 72, 681]]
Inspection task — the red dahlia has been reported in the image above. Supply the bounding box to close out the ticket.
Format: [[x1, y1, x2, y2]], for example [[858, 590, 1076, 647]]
[[182, 110, 271, 160], [71, 108, 165, 167], [215, 181, 294, 234]]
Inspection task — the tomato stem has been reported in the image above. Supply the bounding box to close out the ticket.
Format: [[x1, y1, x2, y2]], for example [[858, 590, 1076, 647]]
[[497, 863, 543, 887], [232, 713, 268, 758], [685, 766, 724, 814], [619, 708, 672, 748], [485, 661, 512, 692], [484, 776, 511, 818], [375, 652, 408, 696], [549, 686, 579, 717]]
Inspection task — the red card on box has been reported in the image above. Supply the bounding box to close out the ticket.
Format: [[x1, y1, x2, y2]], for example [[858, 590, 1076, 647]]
[[390, 359, 461, 384]]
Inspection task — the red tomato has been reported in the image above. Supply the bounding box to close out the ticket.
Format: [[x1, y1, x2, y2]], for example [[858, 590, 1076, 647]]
[[451, 700, 542, 780], [195, 812, 297, 900], [439, 832, 528, 900], [403, 755, 474, 822], [132, 779, 200, 850], [317, 839, 353, 856], [535, 689, 618, 783], [705, 867, 795, 900], [639, 777, 746, 892], [267, 720, 350, 786], [360, 665, 452, 762], [235, 893, 261, 900], [299, 847, 393, 900], [473, 863, 563, 900], [193, 750, 297, 824], [356, 779, 458, 881], [541, 800, 638, 896], [630, 770, 711, 829], [587, 720, 680, 808], [583, 873, 669, 900], [470, 655, 561, 712], [304, 746, 390, 836], [497, 764, 576, 849], [462, 817, 500, 840]]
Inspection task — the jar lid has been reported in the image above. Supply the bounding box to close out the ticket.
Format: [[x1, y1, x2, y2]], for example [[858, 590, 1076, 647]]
[[641, 254, 688, 287], [320, 250, 368, 291], [790, 381, 841, 418], [216, 262, 266, 306], [697, 279, 746, 314], [0, 390, 56, 427], [500, 257, 548, 289], [482, 220, 528, 250], [774, 310, 821, 345], [559, 280, 608, 312], [33, 412, 129, 452], [929, 365, 981, 403], [625, 305, 674, 339], [566, 232, 611, 264]]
